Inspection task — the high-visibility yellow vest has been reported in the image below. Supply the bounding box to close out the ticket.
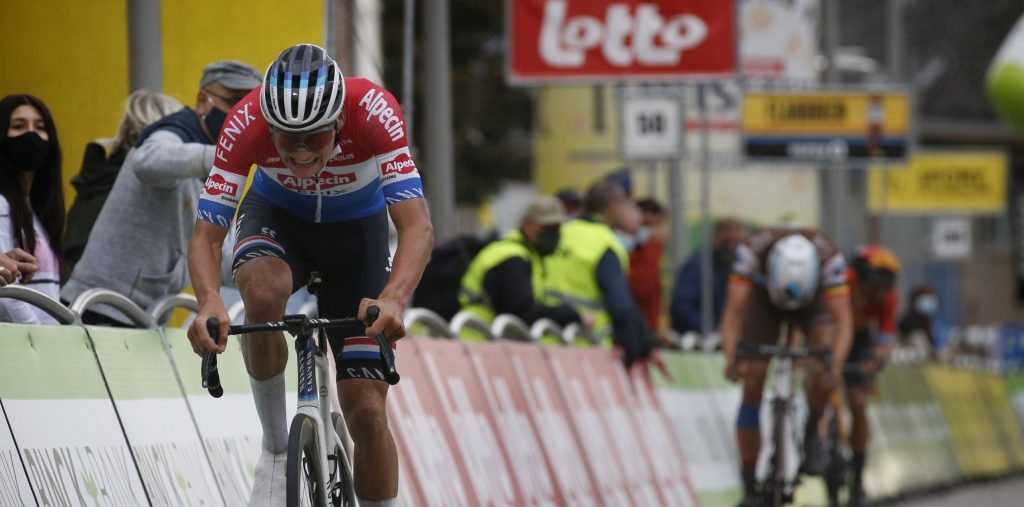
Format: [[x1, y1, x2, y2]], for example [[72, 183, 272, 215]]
[[542, 217, 627, 345], [458, 231, 543, 341]]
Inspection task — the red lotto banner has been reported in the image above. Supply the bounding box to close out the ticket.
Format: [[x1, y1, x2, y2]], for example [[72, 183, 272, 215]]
[[467, 342, 572, 506], [545, 346, 661, 506], [503, 342, 604, 506], [613, 358, 701, 507], [507, 0, 736, 83], [415, 339, 525, 507], [387, 338, 474, 507]]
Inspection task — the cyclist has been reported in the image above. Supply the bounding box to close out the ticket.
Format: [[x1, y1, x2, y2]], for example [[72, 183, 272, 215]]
[[719, 227, 853, 507], [844, 245, 900, 507], [185, 44, 433, 507]]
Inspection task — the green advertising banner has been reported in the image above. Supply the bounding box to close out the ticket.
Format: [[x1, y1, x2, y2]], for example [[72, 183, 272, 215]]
[[0, 324, 150, 505], [86, 326, 223, 505]]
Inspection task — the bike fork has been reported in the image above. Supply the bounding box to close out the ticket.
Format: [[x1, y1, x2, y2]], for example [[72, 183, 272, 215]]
[[297, 337, 334, 498]]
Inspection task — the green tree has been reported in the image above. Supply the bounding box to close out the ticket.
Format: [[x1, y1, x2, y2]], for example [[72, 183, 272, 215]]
[[381, 0, 532, 204]]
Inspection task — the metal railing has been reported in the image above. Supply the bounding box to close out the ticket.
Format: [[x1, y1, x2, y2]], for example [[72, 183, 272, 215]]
[[449, 311, 495, 340], [491, 314, 533, 342], [0, 285, 77, 324], [147, 294, 198, 325], [404, 307, 455, 338], [529, 318, 564, 344], [68, 289, 156, 329]]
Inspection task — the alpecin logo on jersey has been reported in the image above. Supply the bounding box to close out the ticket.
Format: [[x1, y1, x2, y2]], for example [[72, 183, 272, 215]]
[[204, 173, 239, 196], [358, 89, 405, 142], [382, 153, 416, 176], [277, 171, 356, 191]]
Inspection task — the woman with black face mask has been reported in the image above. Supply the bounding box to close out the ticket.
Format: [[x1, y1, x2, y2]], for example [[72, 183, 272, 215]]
[[0, 94, 65, 323]]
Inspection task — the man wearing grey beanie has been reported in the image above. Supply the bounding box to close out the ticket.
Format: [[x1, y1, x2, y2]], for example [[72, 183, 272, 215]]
[[62, 60, 262, 325]]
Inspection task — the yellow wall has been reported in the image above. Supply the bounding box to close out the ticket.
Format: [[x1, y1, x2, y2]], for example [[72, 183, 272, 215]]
[[0, 0, 129, 206], [0, 1, 323, 210], [160, 0, 324, 106]]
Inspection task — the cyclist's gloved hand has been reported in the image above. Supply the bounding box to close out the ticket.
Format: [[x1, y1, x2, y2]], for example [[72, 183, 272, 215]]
[[188, 302, 230, 355], [359, 297, 405, 342]]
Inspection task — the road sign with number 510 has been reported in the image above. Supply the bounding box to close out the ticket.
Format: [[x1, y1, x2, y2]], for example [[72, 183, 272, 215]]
[[620, 94, 683, 160]]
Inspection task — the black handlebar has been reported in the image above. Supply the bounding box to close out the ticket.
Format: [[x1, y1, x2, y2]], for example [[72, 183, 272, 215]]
[[200, 304, 400, 398], [202, 319, 224, 398], [365, 306, 400, 385]]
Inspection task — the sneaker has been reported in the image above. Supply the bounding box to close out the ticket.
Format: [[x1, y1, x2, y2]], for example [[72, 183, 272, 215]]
[[249, 450, 287, 507], [801, 433, 828, 476]]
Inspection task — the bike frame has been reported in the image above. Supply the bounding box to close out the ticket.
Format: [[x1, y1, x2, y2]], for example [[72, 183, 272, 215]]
[[737, 319, 832, 506], [294, 327, 346, 500]]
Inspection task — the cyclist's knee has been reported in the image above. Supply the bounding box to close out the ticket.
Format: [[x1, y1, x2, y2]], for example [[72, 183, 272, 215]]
[[237, 259, 291, 315]]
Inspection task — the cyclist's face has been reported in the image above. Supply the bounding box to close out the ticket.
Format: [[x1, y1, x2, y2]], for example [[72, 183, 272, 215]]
[[270, 120, 339, 178]]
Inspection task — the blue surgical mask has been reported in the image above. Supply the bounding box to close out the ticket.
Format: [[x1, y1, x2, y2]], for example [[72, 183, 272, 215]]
[[914, 295, 938, 316], [615, 230, 636, 252], [634, 226, 652, 246]]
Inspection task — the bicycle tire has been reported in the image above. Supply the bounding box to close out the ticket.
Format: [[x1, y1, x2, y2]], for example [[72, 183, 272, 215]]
[[329, 412, 357, 507], [764, 399, 788, 507], [287, 414, 327, 507], [824, 412, 845, 507]]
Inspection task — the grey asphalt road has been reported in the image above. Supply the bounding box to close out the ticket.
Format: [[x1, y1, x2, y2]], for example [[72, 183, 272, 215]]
[[886, 476, 1024, 507]]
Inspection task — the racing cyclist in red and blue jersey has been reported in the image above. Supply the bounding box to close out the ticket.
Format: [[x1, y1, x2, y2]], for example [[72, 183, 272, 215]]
[[186, 44, 433, 507]]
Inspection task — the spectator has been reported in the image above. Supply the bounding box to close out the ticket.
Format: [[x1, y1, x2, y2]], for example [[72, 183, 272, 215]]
[[627, 198, 666, 332], [63, 90, 183, 271], [670, 218, 745, 335], [555, 188, 583, 218], [0, 94, 65, 323], [545, 180, 663, 369], [0, 249, 38, 288], [459, 195, 586, 337], [898, 284, 941, 358], [61, 60, 262, 325]]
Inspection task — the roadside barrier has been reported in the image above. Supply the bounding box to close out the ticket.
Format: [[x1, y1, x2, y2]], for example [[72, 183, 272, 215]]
[[2, 288, 1024, 506]]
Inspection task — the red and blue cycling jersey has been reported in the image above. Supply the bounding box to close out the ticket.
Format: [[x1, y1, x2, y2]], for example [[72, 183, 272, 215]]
[[197, 77, 423, 227]]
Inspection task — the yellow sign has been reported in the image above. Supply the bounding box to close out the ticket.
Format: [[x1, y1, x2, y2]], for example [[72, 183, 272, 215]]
[[743, 91, 911, 135], [868, 151, 1007, 214]]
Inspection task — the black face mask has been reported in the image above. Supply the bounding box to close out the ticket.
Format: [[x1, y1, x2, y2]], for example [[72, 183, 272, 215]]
[[203, 106, 228, 140], [535, 229, 561, 256], [2, 131, 50, 171], [713, 246, 735, 268]]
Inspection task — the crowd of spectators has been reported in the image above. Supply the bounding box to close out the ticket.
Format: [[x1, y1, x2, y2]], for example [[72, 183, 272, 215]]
[[0, 62, 950, 370]]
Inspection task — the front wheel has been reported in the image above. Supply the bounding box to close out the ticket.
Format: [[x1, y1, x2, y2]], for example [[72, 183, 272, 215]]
[[287, 414, 327, 507], [329, 412, 357, 507]]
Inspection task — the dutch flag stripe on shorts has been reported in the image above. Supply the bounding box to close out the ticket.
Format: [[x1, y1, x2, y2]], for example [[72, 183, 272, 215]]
[[341, 336, 396, 360]]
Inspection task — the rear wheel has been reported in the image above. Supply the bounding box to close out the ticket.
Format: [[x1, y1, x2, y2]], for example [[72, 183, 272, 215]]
[[824, 412, 846, 507], [287, 414, 326, 507]]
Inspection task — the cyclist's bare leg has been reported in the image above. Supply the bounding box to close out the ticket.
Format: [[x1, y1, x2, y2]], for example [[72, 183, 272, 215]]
[[845, 384, 870, 498], [236, 257, 292, 456], [738, 360, 769, 471], [339, 378, 398, 501], [845, 385, 869, 454], [236, 257, 292, 379], [803, 323, 836, 420]]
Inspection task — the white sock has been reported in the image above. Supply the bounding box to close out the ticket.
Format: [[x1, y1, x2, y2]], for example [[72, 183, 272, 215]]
[[249, 372, 288, 454], [357, 498, 398, 507]]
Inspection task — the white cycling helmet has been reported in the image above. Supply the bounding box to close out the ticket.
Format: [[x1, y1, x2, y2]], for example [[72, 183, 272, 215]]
[[261, 43, 345, 132], [765, 234, 821, 310]]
